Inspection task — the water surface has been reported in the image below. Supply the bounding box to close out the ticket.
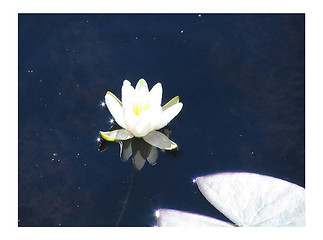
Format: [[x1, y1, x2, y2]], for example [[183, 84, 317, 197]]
[[18, 14, 305, 226]]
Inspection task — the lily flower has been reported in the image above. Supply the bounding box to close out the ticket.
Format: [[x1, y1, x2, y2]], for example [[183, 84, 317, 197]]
[[100, 79, 183, 150]]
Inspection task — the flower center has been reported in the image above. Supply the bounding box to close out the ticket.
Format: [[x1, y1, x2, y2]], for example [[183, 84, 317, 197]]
[[132, 101, 151, 115]]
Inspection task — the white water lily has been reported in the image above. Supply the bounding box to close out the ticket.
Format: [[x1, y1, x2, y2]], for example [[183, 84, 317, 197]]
[[156, 172, 305, 227], [100, 79, 183, 150]]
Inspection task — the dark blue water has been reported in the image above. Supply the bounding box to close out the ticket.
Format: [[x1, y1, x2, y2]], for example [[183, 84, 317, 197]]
[[18, 14, 305, 226]]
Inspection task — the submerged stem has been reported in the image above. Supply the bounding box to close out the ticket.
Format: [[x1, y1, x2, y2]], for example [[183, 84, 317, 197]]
[[115, 168, 137, 226]]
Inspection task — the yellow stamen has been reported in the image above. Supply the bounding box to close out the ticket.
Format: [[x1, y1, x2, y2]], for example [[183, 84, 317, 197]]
[[132, 101, 151, 115]]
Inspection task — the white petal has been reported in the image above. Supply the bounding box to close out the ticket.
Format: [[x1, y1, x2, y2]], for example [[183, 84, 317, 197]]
[[100, 129, 134, 141], [143, 131, 177, 150], [162, 96, 179, 111], [131, 119, 154, 137], [149, 82, 163, 106], [196, 172, 305, 227], [135, 78, 149, 93], [123, 104, 163, 137], [157, 102, 183, 130], [121, 80, 134, 105], [105, 91, 126, 128], [124, 115, 153, 137], [156, 209, 234, 227]]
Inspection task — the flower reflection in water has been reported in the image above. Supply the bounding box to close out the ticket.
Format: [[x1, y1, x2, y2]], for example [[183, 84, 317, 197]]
[[98, 123, 177, 170]]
